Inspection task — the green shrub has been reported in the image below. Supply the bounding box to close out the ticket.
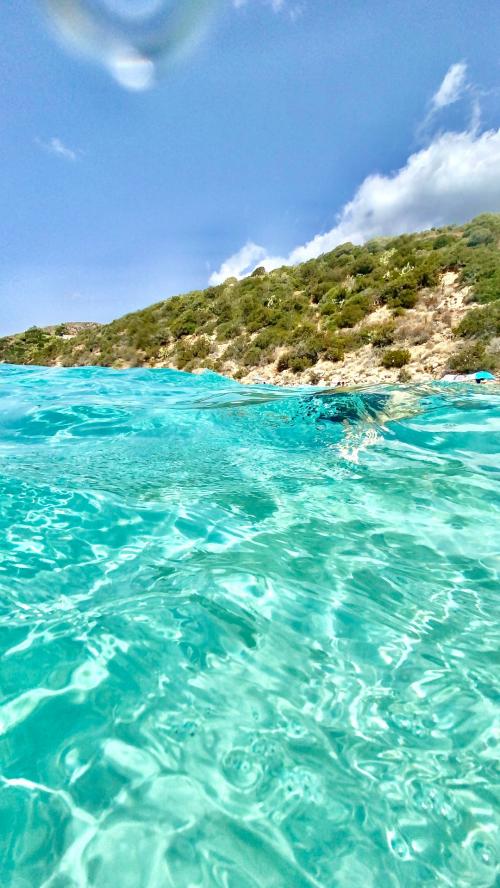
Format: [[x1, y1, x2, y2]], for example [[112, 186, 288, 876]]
[[448, 342, 497, 373], [241, 346, 262, 367], [416, 261, 440, 288], [290, 356, 311, 373], [433, 234, 453, 250], [216, 320, 242, 341], [204, 286, 222, 300], [455, 303, 500, 339], [277, 344, 318, 373], [352, 256, 375, 276], [277, 353, 291, 372], [335, 330, 364, 353], [321, 338, 345, 362], [174, 344, 193, 368], [327, 242, 355, 261], [466, 227, 494, 248], [190, 337, 211, 359], [380, 348, 411, 369], [382, 279, 419, 309], [170, 313, 197, 338], [252, 329, 275, 350], [337, 294, 374, 327], [365, 238, 386, 254], [472, 271, 500, 304], [363, 321, 396, 347], [319, 297, 340, 316], [222, 336, 249, 360]]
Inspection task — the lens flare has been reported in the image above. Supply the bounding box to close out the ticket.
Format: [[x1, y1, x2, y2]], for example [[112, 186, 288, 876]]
[[41, 0, 219, 89]]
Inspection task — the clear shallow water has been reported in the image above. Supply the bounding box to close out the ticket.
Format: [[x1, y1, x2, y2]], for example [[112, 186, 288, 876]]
[[0, 365, 499, 888]]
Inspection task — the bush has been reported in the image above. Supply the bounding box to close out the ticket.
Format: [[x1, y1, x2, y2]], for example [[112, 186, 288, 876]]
[[276, 353, 290, 372], [319, 297, 340, 316], [253, 329, 276, 350], [336, 330, 364, 353], [321, 338, 345, 362], [331, 242, 355, 259], [170, 313, 197, 339], [473, 273, 500, 303], [382, 278, 419, 309], [364, 321, 395, 347], [216, 320, 242, 341], [337, 294, 373, 327], [277, 344, 318, 373], [433, 234, 453, 250], [448, 342, 497, 373], [352, 256, 375, 276], [394, 288, 418, 309], [190, 337, 211, 359], [241, 346, 262, 367], [455, 303, 500, 339], [380, 348, 411, 369], [466, 227, 494, 248], [174, 344, 193, 368], [398, 368, 412, 382], [289, 356, 311, 373], [204, 286, 222, 300], [416, 262, 440, 288]]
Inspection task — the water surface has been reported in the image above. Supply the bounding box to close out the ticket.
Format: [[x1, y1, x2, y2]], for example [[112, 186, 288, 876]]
[[0, 366, 499, 887]]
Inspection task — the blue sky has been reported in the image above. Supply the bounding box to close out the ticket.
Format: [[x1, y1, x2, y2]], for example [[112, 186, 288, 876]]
[[1, 0, 500, 334]]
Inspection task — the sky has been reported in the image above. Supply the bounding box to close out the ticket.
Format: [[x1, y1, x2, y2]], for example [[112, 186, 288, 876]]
[[1, 0, 500, 335]]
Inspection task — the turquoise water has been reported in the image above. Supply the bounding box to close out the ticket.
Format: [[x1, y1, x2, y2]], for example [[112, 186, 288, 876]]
[[0, 365, 499, 888]]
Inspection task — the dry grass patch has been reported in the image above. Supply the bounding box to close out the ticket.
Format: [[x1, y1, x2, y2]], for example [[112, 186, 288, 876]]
[[395, 318, 433, 345]]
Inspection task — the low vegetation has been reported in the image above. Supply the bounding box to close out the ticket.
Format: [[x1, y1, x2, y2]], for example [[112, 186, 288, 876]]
[[1, 214, 499, 379], [380, 348, 411, 369]]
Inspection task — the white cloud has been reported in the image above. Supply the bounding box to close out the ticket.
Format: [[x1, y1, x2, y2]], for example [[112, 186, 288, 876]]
[[210, 126, 500, 282], [431, 62, 467, 110], [36, 137, 80, 161], [233, 0, 287, 12], [210, 242, 267, 284]]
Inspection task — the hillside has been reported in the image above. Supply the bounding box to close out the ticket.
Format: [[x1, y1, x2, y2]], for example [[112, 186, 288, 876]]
[[1, 214, 499, 385]]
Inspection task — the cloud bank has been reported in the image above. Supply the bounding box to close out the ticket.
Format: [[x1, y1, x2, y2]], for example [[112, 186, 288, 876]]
[[210, 64, 500, 284]]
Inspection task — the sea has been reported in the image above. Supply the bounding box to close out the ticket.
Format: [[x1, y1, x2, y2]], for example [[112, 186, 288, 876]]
[[0, 364, 499, 887]]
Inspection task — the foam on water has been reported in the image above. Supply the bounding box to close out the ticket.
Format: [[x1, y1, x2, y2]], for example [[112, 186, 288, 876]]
[[0, 365, 499, 887]]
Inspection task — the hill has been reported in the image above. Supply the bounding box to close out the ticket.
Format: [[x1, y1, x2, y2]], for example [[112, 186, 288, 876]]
[[1, 214, 499, 385]]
